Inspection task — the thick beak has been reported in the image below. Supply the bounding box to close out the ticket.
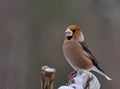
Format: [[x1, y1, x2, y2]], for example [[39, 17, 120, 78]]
[[65, 29, 73, 36]]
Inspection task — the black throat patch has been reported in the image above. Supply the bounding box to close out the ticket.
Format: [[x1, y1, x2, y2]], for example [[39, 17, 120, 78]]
[[67, 36, 72, 40]]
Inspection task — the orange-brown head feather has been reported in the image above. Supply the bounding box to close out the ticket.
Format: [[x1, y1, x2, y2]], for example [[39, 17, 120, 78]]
[[67, 25, 80, 31]]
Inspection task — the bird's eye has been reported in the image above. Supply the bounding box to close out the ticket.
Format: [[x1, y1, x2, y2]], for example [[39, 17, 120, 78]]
[[72, 30, 75, 33]]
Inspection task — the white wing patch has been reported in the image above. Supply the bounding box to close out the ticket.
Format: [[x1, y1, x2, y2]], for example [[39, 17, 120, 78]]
[[78, 32, 84, 42]]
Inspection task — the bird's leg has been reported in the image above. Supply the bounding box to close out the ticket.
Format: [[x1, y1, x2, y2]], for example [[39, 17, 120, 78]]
[[68, 71, 78, 79]]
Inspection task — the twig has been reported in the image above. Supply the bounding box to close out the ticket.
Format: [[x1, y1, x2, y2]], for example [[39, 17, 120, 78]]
[[41, 66, 55, 89]]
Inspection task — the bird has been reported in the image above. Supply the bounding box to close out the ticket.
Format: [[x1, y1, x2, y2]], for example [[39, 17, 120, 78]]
[[62, 25, 112, 80]]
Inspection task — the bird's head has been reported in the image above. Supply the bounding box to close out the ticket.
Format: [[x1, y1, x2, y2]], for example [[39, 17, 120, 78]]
[[65, 25, 84, 42]]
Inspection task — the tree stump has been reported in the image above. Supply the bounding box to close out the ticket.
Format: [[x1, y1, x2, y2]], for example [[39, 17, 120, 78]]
[[41, 66, 55, 89]]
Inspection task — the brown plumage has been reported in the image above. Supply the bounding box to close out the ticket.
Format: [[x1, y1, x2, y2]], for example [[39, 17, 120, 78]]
[[62, 25, 112, 80], [63, 40, 93, 70]]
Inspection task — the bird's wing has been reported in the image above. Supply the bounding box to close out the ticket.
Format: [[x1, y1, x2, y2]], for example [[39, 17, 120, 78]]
[[79, 41, 105, 73], [79, 41, 93, 58]]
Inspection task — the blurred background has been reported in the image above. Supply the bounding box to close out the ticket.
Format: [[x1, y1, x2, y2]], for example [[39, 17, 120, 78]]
[[0, 0, 119, 89]]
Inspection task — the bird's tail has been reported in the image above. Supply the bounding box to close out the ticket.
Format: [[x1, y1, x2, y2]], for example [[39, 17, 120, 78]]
[[92, 67, 112, 80]]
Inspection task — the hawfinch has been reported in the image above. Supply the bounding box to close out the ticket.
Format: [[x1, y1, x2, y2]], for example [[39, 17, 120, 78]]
[[62, 25, 112, 80]]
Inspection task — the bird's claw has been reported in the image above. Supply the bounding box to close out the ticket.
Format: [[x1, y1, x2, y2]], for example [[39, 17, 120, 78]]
[[68, 71, 78, 79]]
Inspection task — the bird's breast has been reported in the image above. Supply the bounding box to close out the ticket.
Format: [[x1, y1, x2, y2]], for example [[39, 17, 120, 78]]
[[63, 40, 93, 70]]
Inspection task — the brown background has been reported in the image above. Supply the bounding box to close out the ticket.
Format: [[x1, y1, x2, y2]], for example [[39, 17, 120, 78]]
[[0, 0, 119, 89]]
